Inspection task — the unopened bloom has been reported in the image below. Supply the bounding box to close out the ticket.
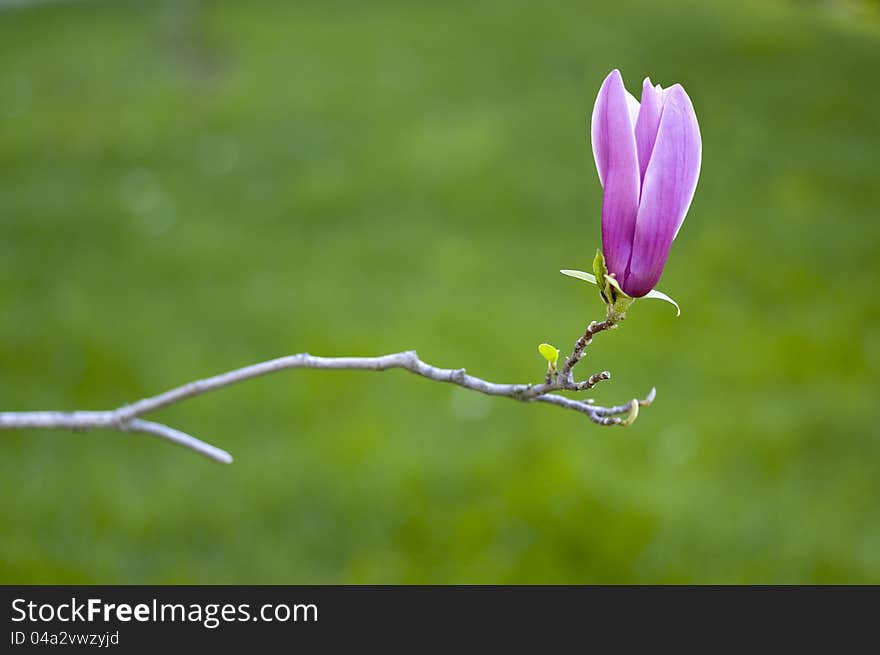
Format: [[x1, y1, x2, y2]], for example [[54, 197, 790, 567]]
[[591, 69, 701, 298]]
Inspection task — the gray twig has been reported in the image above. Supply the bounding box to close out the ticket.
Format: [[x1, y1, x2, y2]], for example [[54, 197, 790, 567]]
[[559, 319, 615, 383], [0, 320, 654, 464]]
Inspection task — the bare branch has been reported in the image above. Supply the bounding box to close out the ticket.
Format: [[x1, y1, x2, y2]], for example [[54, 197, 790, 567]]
[[0, 411, 234, 464], [124, 419, 235, 464], [559, 319, 615, 383], [0, 318, 655, 464]]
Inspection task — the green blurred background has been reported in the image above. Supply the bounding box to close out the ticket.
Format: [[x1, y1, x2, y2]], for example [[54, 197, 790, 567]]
[[1, 0, 879, 583]]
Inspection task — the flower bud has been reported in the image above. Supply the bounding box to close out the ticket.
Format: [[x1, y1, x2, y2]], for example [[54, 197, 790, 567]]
[[591, 69, 701, 297]]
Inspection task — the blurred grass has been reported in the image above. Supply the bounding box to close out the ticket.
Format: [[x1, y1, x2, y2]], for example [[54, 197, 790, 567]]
[[1, 0, 879, 583]]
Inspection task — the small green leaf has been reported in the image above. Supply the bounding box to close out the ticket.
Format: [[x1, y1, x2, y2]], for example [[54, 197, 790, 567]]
[[560, 268, 680, 317], [559, 269, 598, 285], [538, 343, 560, 366], [561, 265, 632, 320], [592, 249, 609, 288], [643, 288, 681, 316], [593, 249, 613, 306]]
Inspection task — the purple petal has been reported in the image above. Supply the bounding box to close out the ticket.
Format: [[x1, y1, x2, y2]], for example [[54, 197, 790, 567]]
[[634, 77, 663, 183], [624, 84, 701, 297], [591, 70, 640, 279], [625, 90, 641, 129]]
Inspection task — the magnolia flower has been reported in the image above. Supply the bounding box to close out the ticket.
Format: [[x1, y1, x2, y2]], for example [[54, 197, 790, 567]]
[[591, 69, 701, 298]]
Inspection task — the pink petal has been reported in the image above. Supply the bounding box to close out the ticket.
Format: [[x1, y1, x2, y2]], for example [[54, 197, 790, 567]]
[[634, 77, 663, 184], [625, 90, 641, 129], [624, 84, 701, 297], [591, 69, 641, 279]]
